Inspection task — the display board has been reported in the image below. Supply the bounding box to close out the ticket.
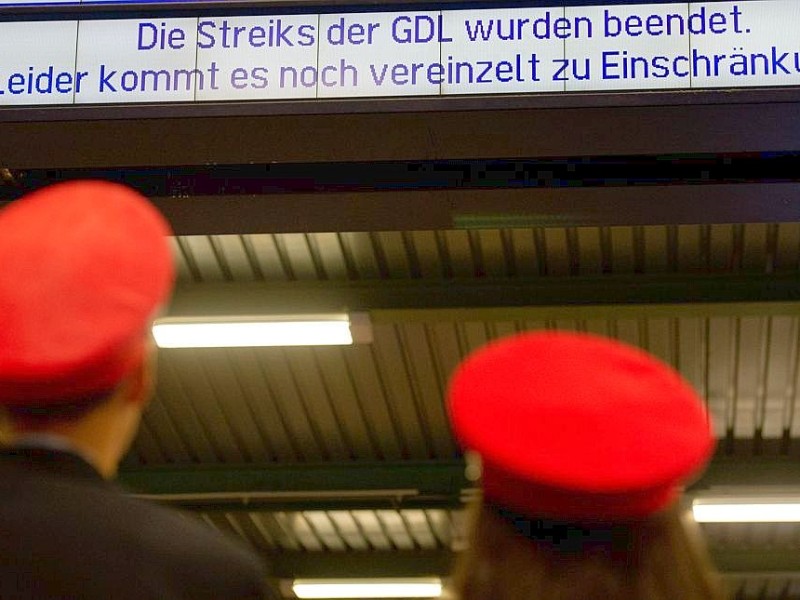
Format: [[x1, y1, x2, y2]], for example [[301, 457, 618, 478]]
[[1, 1, 799, 106]]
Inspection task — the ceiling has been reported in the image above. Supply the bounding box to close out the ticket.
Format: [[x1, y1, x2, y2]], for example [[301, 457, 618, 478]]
[[4, 93, 800, 599]]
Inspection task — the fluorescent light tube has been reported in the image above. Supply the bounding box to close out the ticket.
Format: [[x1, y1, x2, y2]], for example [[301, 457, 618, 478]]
[[153, 315, 358, 348], [692, 501, 800, 523], [292, 578, 442, 599]]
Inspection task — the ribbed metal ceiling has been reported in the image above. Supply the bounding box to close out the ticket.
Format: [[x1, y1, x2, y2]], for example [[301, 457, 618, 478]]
[[117, 221, 800, 597], [172, 223, 800, 283]]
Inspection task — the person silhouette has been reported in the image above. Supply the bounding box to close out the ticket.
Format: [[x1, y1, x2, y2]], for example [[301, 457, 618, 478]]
[[0, 181, 268, 599], [446, 330, 725, 600]]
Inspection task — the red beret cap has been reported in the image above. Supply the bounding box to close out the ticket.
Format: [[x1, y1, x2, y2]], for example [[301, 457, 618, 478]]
[[447, 331, 715, 521], [0, 180, 174, 406]]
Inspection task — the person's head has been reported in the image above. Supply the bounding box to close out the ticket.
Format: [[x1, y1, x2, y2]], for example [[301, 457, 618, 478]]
[[446, 331, 725, 600], [0, 180, 175, 475]]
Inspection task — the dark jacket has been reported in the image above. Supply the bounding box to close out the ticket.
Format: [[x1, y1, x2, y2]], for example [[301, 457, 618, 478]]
[[0, 447, 268, 599]]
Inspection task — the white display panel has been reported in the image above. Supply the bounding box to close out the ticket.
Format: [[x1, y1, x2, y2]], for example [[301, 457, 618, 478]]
[[0, 21, 79, 105], [317, 12, 442, 98], [441, 7, 567, 95], [2, 0, 800, 107], [195, 15, 320, 100]]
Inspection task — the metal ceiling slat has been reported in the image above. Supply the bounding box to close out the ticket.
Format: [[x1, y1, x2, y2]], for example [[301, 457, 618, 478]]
[[229, 349, 302, 462], [286, 513, 325, 552], [783, 319, 800, 439], [668, 317, 681, 370], [696, 224, 716, 272], [261, 513, 303, 551], [410, 231, 445, 280], [342, 346, 404, 461], [423, 232, 448, 280], [459, 322, 492, 355], [728, 317, 743, 441], [223, 512, 271, 553], [257, 349, 327, 461], [428, 323, 465, 397], [672, 224, 696, 271], [582, 318, 612, 338], [372, 232, 414, 279], [610, 226, 636, 274], [179, 236, 229, 282], [400, 510, 438, 550], [475, 230, 508, 278], [598, 226, 614, 275], [465, 231, 485, 279], [399, 323, 457, 458], [766, 224, 780, 274], [283, 348, 350, 462], [202, 512, 241, 539], [307, 233, 348, 280], [338, 232, 381, 280], [776, 223, 800, 271], [575, 227, 602, 276], [632, 226, 646, 274], [131, 417, 166, 465], [509, 229, 540, 277], [327, 511, 370, 551], [532, 228, 548, 275], [242, 234, 293, 281], [376, 510, 415, 550], [170, 237, 196, 282], [732, 318, 761, 439], [398, 231, 422, 279], [302, 512, 348, 552], [139, 396, 192, 464], [674, 317, 706, 398], [499, 230, 518, 278], [168, 351, 248, 463], [757, 318, 783, 439], [243, 513, 278, 550], [564, 227, 579, 276], [370, 323, 430, 460], [312, 348, 380, 460], [489, 321, 521, 341], [303, 234, 331, 281], [350, 510, 392, 551], [425, 509, 454, 549], [155, 356, 221, 463], [442, 230, 474, 278], [542, 228, 570, 276], [208, 235, 243, 282], [640, 317, 672, 367], [239, 235, 267, 281], [275, 234, 318, 281], [203, 350, 281, 462], [708, 224, 735, 272], [743, 223, 770, 272], [665, 225, 680, 272], [705, 317, 732, 440], [732, 225, 746, 272], [219, 350, 281, 461], [370, 231, 394, 280], [610, 318, 641, 349], [642, 225, 669, 273]]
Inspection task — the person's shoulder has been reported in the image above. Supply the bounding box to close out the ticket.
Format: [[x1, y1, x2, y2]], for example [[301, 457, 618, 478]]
[[0, 468, 267, 599], [102, 489, 268, 592]]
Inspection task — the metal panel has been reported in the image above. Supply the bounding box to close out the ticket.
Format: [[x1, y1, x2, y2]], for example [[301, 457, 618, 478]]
[[173, 223, 800, 285]]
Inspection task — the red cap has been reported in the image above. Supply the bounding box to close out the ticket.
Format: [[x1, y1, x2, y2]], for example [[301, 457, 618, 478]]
[[0, 180, 175, 406], [447, 331, 715, 521]]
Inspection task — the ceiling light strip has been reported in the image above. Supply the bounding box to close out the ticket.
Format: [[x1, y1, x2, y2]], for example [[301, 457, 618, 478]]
[[292, 578, 443, 599]]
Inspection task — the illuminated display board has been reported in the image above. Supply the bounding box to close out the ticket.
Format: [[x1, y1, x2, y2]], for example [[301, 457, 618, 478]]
[[1, 1, 799, 107]]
